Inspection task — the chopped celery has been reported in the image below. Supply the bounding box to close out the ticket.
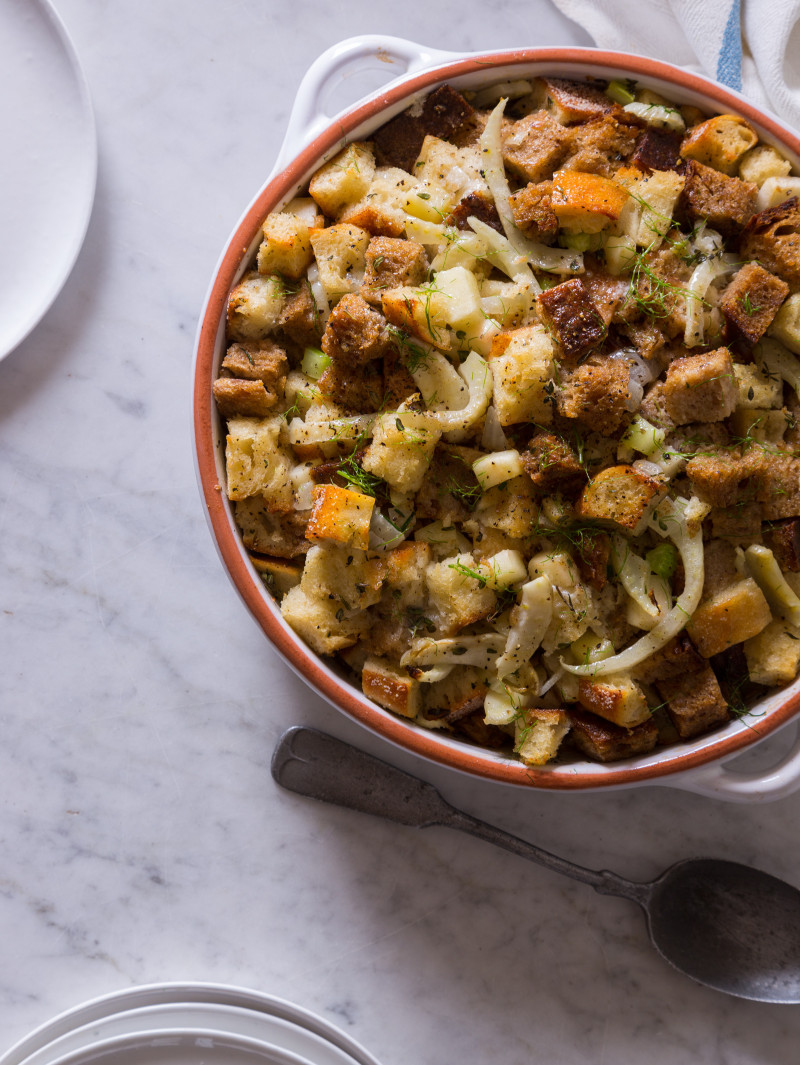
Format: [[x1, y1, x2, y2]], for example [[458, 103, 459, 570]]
[[560, 231, 604, 252], [606, 79, 636, 106], [301, 346, 330, 380], [646, 542, 678, 581], [622, 415, 666, 456]]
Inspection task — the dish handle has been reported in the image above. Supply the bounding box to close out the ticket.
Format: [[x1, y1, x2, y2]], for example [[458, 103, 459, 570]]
[[274, 35, 465, 170], [660, 721, 800, 803]]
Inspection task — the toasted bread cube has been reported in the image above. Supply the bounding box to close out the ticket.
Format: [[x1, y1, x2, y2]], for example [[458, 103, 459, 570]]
[[628, 169, 685, 248], [681, 114, 758, 175], [340, 166, 417, 237], [384, 540, 432, 607], [558, 357, 631, 436], [300, 544, 384, 610], [733, 361, 784, 409], [502, 112, 570, 183], [414, 135, 488, 198], [687, 578, 772, 657], [577, 673, 652, 728], [362, 657, 422, 718], [664, 347, 737, 424], [321, 292, 391, 365], [514, 709, 571, 766], [768, 292, 800, 353], [227, 273, 286, 340], [250, 554, 303, 596], [508, 180, 558, 242], [475, 476, 541, 538], [234, 499, 309, 558], [308, 142, 376, 217], [520, 431, 586, 494], [744, 619, 800, 686], [631, 127, 683, 174], [213, 378, 278, 417], [256, 212, 314, 279], [280, 584, 366, 655], [536, 278, 606, 362], [578, 465, 666, 535], [381, 284, 448, 349], [680, 159, 757, 236], [730, 409, 788, 444], [426, 666, 490, 721], [631, 632, 705, 684], [709, 503, 762, 545], [225, 416, 294, 508], [361, 236, 429, 305], [757, 453, 800, 519], [738, 144, 792, 186], [362, 410, 441, 494], [309, 224, 371, 302], [740, 198, 800, 292], [534, 76, 614, 124], [568, 708, 659, 762], [488, 325, 555, 426], [719, 263, 789, 345], [657, 666, 730, 739], [426, 553, 497, 634], [551, 170, 629, 232], [685, 448, 763, 508], [305, 484, 375, 549], [764, 519, 800, 572], [222, 339, 289, 388]]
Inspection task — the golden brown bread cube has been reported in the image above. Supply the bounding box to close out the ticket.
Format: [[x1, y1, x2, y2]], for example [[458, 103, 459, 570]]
[[718, 262, 789, 345], [657, 665, 730, 739], [221, 339, 289, 387], [305, 484, 375, 550], [550, 170, 629, 232], [687, 577, 772, 657], [684, 448, 763, 509], [250, 554, 303, 596], [514, 709, 571, 766], [567, 708, 659, 762], [560, 114, 640, 179], [681, 114, 758, 175], [663, 347, 738, 424], [578, 464, 666, 535], [487, 325, 556, 426], [362, 657, 422, 718], [756, 453, 800, 519], [577, 673, 652, 728], [280, 584, 367, 655], [256, 212, 314, 279], [227, 273, 286, 340], [308, 142, 376, 217], [300, 544, 385, 610], [744, 619, 800, 686]]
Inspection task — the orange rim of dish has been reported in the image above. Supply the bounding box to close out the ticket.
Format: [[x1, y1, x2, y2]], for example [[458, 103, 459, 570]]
[[193, 47, 800, 788]]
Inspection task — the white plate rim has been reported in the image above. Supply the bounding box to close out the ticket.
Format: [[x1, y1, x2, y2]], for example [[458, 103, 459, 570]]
[[0, 0, 97, 362], [0, 984, 381, 1065], [7, 1003, 365, 1065]]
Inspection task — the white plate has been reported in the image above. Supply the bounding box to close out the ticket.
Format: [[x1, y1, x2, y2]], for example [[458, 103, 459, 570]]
[[0, 984, 381, 1065], [0, 0, 96, 360], [43, 1030, 314, 1065], [11, 1005, 363, 1065]]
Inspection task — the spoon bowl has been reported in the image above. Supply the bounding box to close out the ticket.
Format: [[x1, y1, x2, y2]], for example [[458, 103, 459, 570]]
[[272, 726, 800, 1002]]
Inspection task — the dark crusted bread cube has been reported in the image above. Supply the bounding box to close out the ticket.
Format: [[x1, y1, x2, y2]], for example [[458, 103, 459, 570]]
[[508, 181, 558, 243], [535, 77, 615, 123], [371, 84, 475, 171], [567, 708, 659, 763], [631, 127, 683, 173], [740, 197, 800, 292], [558, 357, 631, 437], [520, 430, 586, 494], [680, 158, 757, 236], [445, 191, 503, 233], [361, 236, 429, 305], [321, 293, 392, 365], [212, 377, 279, 417], [719, 262, 789, 345], [278, 283, 321, 348], [763, 518, 800, 571], [657, 665, 730, 739], [631, 632, 705, 684], [560, 114, 641, 178], [537, 278, 606, 362], [222, 339, 289, 387], [502, 111, 570, 183]]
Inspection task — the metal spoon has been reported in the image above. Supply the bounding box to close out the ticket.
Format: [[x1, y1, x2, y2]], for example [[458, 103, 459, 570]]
[[272, 726, 800, 1003]]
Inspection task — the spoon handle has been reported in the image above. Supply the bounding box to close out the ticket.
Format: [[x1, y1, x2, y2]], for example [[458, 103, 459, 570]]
[[272, 727, 647, 905]]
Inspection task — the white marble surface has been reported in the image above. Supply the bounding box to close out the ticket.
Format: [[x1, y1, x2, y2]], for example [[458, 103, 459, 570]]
[[3, 0, 800, 1061]]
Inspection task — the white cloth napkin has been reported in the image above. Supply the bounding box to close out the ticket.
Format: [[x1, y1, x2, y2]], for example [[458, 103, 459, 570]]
[[551, 0, 800, 131]]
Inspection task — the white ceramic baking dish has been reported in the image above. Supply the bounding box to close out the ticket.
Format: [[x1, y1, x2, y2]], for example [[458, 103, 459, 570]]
[[193, 35, 800, 801]]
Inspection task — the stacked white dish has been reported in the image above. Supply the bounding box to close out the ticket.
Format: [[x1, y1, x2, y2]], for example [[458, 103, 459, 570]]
[[0, 984, 381, 1065]]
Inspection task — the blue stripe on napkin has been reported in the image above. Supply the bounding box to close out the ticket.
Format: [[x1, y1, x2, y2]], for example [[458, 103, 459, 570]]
[[716, 0, 743, 90]]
